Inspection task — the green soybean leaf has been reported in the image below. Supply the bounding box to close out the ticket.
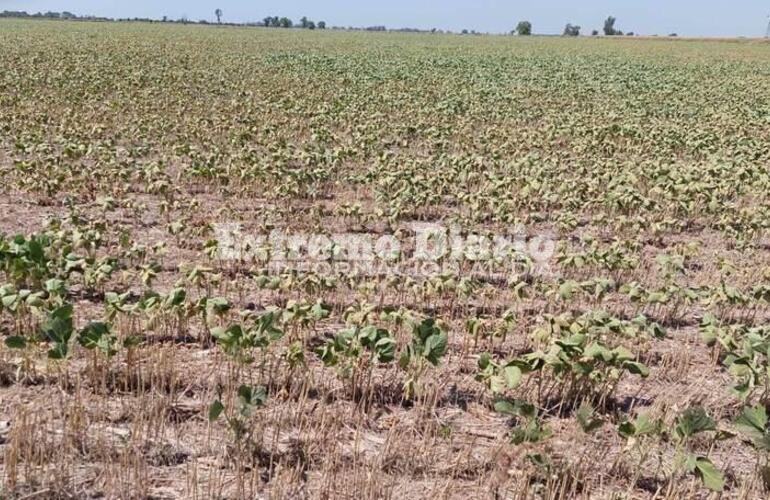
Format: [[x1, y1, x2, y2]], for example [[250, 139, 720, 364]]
[[5, 336, 26, 349], [208, 400, 225, 422]]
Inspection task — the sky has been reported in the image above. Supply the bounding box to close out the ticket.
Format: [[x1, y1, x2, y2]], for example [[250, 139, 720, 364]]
[[2, 0, 769, 37]]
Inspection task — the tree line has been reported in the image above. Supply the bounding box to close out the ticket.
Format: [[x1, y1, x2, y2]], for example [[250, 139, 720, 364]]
[[512, 16, 645, 37], [0, 10, 111, 21], [2, 10, 673, 37], [260, 16, 326, 29], [0, 10, 327, 29]]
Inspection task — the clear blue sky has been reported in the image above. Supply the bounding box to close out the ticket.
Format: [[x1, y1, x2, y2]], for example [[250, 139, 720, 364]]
[[2, 0, 769, 37]]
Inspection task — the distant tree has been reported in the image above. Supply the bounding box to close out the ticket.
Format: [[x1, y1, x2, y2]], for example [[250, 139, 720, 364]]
[[627, 31, 634, 36], [215, 8, 222, 24], [264, 16, 283, 27], [318, 21, 326, 29], [279, 17, 292, 28], [0, 10, 30, 18], [300, 16, 310, 28], [461, 29, 469, 34], [563, 23, 580, 36], [308, 20, 316, 29], [591, 29, 599, 36], [603, 16, 619, 36], [162, 15, 168, 22], [669, 33, 678, 37], [515, 21, 532, 36]]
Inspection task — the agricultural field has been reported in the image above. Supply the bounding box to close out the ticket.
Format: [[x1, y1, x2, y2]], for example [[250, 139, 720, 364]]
[[1, 18, 770, 499]]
